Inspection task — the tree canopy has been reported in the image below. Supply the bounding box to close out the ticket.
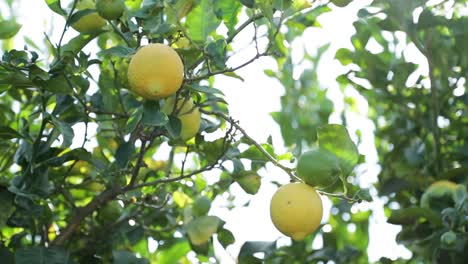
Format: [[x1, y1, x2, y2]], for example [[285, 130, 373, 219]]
[[0, 0, 466, 263]]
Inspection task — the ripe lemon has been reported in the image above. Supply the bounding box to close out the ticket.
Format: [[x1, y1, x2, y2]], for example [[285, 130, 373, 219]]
[[296, 149, 341, 188], [420, 180, 458, 208], [96, 0, 125, 20], [70, 0, 107, 33], [270, 182, 323, 241], [127, 43, 184, 100], [162, 97, 201, 140]]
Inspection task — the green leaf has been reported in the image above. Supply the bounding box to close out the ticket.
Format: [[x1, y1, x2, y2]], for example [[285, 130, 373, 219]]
[[44, 0, 66, 16], [186, 0, 221, 42], [214, 0, 242, 34], [50, 117, 74, 148], [0, 20, 21, 39], [185, 215, 220, 245], [239, 143, 276, 162], [238, 241, 276, 262], [190, 84, 224, 95], [40, 75, 73, 94], [115, 141, 136, 168], [317, 124, 359, 178], [234, 171, 261, 195], [112, 250, 149, 264], [240, 0, 255, 8], [60, 32, 102, 56], [0, 126, 21, 139], [0, 244, 14, 264], [125, 107, 143, 135], [217, 227, 235, 248], [98, 46, 135, 57], [155, 240, 191, 264], [387, 207, 442, 226], [15, 247, 72, 264], [165, 115, 182, 138], [0, 187, 14, 228], [142, 101, 168, 127]]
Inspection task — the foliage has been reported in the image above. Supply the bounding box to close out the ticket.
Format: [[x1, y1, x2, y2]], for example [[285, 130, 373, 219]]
[[0, 0, 466, 263]]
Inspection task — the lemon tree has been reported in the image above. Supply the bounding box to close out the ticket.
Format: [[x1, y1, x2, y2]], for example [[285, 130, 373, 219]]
[[270, 182, 323, 241], [1, 0, 467, 263]]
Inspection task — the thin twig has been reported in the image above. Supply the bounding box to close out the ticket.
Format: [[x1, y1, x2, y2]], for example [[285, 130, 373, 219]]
[[200, 109, 299, 182]]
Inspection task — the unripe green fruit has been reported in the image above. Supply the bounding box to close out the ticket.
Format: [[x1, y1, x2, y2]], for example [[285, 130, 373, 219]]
[[331, 0, 353, 7], [440, 231, 457, 246], [192, 196, 211, 217], [96, 0, 126, 20], [296, 149, 341, 188]]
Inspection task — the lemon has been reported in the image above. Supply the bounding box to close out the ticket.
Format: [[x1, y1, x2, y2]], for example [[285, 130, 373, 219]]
[[296, 149, 341, 188], [331, 0, 352, 7], [270, 182, 323, 241], [70, 0, 107, 33], [96, 0, 125, 20], [127, 43, 184, 100], [192, 196, 211, 217], [97, 200, 122, 223], [185, 216, 220, 245], [420, 180, 458, 208], [162, 97, 201, 140]]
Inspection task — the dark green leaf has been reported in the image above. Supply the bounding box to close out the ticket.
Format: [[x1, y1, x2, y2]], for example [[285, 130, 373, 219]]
[[98, 46, 135, 57], [165, 115, 182, 138], [112, 250, 149, 264], [50, 117, 74, 148], [217, 227, 235, 248], [0, 187, 14, 227], [15, 247, 71, 264], [0, 126, 21, 139], [238, 241, 276, 261], [387, 207, 442, 226], [125, 107, 143, 134], [115, 141, 136, 168], [142, 101, 168, 127]]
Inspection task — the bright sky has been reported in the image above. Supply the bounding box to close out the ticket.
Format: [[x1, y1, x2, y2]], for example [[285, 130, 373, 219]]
[[1, 0, 413, 262]]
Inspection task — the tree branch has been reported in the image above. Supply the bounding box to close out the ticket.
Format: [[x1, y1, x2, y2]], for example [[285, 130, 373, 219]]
[[200, 109, 300, 182]]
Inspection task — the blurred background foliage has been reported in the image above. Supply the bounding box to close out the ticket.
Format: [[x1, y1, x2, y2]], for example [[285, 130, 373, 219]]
[[0, 0, 467, 263]]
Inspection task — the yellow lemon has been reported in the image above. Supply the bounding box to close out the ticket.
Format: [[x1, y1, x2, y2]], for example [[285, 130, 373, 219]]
[[70, 0, 106, 33], [127, 43, 184, 100], [162, 97, 201, 140], [270, 182, 323, 241]]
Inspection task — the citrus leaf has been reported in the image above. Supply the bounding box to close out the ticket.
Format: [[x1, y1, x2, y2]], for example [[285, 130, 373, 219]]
[[115, 141, 135, 168], [50, 116, 74, 148], [0, 126, 21, 139], [44, 0, 66, 16], [112, 250, 149, 264], [238, 241, 276, 262], [0, 187, 14, 228], [0, 20, 21, 39], [317, 124, 359, 178], [15, 247, 72, 264], [186, 0, 221, 42], [387, 207, 442, 226], [185, 215, 220, 245]]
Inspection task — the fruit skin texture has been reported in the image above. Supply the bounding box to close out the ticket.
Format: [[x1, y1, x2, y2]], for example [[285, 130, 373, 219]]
[[296, 149, 341, 188], [270, 182, 323, 241], [70, 0, 107, 33], [127, 43, 184, 100], [420, 180, 458, 208], [162, 97, 201, 140], [96, 0, 125, 20]]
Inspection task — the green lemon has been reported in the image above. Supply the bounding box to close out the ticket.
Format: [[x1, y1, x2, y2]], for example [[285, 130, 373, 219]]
[[420, 180, 458, 209], [70, 0, 107, 33], [331, 0, 353, 7], [440, 231, 457, 247], [296, 149, 341, 188], [192, 196, 211, 217], [96, 0, 126, 20], [97, 200, 122, 223], [185, 216, 220, 245]]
